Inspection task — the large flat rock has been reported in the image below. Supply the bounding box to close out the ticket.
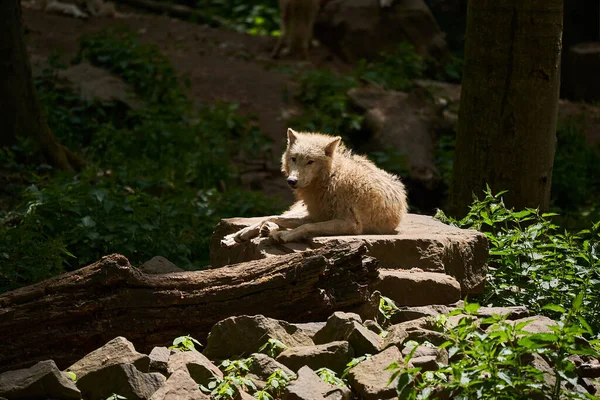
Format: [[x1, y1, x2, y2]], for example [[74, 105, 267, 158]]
[[210, 214, 488, 295]]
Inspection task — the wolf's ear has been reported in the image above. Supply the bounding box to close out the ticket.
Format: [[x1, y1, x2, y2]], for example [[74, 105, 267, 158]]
[[324, 136, 342, 157], [287, 128, 298, 146]]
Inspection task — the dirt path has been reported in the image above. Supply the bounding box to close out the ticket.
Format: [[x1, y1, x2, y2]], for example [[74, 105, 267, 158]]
[[22, 8, 348, 205]]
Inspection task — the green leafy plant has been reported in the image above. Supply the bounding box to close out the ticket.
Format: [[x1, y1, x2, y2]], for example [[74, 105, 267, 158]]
[[379, 295, 401, 324], [342, 354, 372, 379], [315, 367, 346, 387], [201, 358, 256, 399], [387, 299, 600, 399], [169, 335, 202, 352], [254, 369, 292, 399], [105, 395, 127, 400], [435, 187, 600, 333], [258, 338, 288, 358]]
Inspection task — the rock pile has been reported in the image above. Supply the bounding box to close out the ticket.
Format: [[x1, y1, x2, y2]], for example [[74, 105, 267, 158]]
[[2, 307, 598, 399]]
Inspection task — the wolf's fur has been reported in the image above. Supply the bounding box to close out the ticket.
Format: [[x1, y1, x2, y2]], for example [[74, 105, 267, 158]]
[[224, 128, 408, 245], [36, 0, 122, 19], [271, 0, 320, 60]]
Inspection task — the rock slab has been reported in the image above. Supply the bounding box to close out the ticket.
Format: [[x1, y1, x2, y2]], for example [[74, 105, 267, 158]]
[[0, 360, 81, 400], [211, 213, 488, 295]]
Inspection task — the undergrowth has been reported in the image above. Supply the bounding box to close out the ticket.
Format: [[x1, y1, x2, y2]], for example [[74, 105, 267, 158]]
[[435, 188, 600, 334], [0, 28, 281, 293]]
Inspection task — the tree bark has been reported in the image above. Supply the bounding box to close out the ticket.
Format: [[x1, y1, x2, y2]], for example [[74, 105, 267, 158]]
[[0, 243, 379, 373], [450, 0, 563, 217], [0, 0, 84, 170]]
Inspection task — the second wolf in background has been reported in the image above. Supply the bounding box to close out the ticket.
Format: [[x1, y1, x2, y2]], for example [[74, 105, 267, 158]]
[[271, 0, 320, 60]]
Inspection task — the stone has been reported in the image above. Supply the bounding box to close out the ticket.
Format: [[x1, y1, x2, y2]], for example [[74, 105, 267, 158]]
[[203, 315, 314, 360], [289, 322, 327, 339], [313, 313, 382, 357], [284, 366, 352, 400], [476, 306, 530, 320], [276, 341, 354, 375], [389, 304, 451, 323], [57, 62, 141, 109], [210, 213, 488, 295], [167, 351, 222, 387], [363, 320, 384, 335], [249, 353, 296, 380], [66, 336, 150, 380], [347, 346, 403, 400], [314, 0, 449, 63], [149, 347, 170, 373], [381, 324, 409, 350], [374, 269, 461, 306], [76, 363, 165, 400], [347, 87, 442, 190], [402, 342, 448, 367], [149, 369, 210, 400], [502, 315, 558, 335], [406, 328, 449, 347], [139, 256, 185, 274], [0, 360, 81, 400]]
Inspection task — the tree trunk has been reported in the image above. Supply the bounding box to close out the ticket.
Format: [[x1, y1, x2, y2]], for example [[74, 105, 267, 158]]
[[450, 0, 563, 217], [0, 244, 379, 373], [0, 0, 84, 170]]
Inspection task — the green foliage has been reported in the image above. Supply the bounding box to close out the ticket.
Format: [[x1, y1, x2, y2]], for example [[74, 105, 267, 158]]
[[315, 367, 346, 387], [435, 187, 600, 333], [1, 28, 282, 293], [342, 354, 371, 379], [196, 0, 280, 36], [378, 295, 401, 324], [254, 369, 292, 399], [290, 68, 362, 136], [551, 118, 600, 227], [201, 358, 256, 399], [169, 335, 202, 351], [66, 371, 77, 381], [357, 43, 425, 92], [258, 337, 288, 358], [388, 299, 600, 399]]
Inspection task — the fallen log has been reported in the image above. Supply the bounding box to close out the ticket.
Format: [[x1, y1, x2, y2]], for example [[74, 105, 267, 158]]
[[0, 243, 378, 373]]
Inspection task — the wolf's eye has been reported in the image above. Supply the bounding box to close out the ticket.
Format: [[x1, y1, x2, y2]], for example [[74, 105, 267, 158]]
[[291, 157, 296, 163], [307, 160, 314, 165]]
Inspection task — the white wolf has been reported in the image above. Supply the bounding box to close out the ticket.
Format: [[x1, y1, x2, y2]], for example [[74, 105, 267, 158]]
[[223, 128, 408, 245]]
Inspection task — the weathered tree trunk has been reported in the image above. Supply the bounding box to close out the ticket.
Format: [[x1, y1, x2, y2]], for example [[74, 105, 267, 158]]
[[450, 0, 563, 216], [0, 244, 378, 373], [0, 0, 84, 170]]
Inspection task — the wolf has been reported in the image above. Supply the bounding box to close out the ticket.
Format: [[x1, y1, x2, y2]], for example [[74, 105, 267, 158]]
[[271, 0, 320, 60], [223, 128, 408, 245]]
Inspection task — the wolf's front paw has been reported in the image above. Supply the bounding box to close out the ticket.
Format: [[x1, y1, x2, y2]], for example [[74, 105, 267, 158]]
[[270, 230, 300, 244], [259, 221, 280, 237]]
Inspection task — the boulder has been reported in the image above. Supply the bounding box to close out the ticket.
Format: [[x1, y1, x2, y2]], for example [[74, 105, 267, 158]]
[[500, 315, 558, 335], [203, 315, 314, 360], [313, 312, 383, 356], [167, 350, 222, 386], [347, 346, 403, 400], [66, 336, 150, 380], [389, 304, 451, 323], [57, 62, 141, 109], [211, 213, 488, 295], [314, 0, 449, 63], [76, 363, 165, 400], [249, 353, 296, 380], [289, 322, 327, 339], [276, 341, 354, 375], [139, 256, 185, 274], [347, 87, 442, 190], [374, 269, 461, 306], [0, 360, 80, 400], [284, 366, 352, 400], [148, 347, 170, 373], [149, 369, 210, 400]]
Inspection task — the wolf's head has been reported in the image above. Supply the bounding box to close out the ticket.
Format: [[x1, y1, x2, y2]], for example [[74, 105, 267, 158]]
[[281, 128, 341, 189]]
